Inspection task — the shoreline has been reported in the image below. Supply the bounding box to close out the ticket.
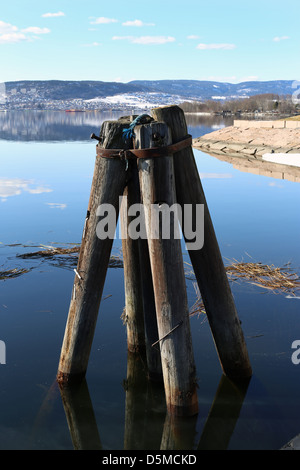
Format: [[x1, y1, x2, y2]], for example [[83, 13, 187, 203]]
[[193, 119, 300, 170]]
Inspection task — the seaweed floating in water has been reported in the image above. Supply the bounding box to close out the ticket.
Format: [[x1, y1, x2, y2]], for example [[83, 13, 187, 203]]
[[17, 245, 81, 271], [0, 267, 32, 280], [17, 244, 80, 259], [0, 243, 124, 280], [16, 244, 124, 270], [3, 244, 300, 301]]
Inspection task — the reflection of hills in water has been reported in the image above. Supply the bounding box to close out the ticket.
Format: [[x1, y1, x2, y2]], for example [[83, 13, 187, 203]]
[[0, 110, 123, 142], [0, 110, 235, 142], [210, 152, 300, 183], [185, 114, 233, 139]]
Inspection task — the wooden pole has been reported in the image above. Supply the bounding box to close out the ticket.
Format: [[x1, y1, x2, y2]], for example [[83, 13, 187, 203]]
[[120, 160, 145, 354], [136, 121, 198, 416], [121, 154, 162, 377], [151, 105, 252, 379], [138, 234, 162, 381], [57, 119, 129, 385]]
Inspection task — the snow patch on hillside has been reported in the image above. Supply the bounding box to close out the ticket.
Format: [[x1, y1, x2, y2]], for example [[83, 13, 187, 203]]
[[86, 92, 185, 109]]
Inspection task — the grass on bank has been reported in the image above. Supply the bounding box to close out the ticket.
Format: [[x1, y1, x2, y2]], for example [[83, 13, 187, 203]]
[[284, 115, 300, 121]]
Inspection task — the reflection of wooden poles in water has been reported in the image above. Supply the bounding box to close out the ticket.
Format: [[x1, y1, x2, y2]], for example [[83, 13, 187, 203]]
[[58, 380, 102, 450], [124, 351, 165, 450], [197, 375, 251, 450], [160, 414, 198, 451], [151, 105, 252, 380], [57, 371, 250, 450]]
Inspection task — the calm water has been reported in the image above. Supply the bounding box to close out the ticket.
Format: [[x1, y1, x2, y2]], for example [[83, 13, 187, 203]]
[[0, 110, 299, 450]]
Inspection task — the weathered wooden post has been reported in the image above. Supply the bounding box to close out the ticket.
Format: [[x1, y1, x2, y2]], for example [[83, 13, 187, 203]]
[[120, 126, 161, 374], [136, 121, 198, 416], [120, 159, 145, 354], [151, 105, 252, 380], [138, 235, 162, 381], [57, 107, 251, 423], [57, 119, 129, 385]]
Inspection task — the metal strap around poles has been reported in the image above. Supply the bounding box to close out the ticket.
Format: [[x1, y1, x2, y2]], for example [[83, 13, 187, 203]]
[[96, 135, 193, 160]]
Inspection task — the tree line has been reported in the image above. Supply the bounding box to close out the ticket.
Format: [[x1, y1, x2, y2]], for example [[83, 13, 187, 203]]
[[180, 93, 299, 115]]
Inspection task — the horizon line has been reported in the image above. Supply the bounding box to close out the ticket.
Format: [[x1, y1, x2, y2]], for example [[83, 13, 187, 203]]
[[1, 78, 297, 85]]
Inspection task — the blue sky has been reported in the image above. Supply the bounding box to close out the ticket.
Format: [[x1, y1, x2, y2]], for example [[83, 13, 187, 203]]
[[0, 0, 299, 84]]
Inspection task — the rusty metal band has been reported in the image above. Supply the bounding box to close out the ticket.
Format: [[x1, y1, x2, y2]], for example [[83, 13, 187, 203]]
[[96, 135, 192, 160]]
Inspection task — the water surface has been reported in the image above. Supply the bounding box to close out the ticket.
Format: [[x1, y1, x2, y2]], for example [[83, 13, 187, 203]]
[[0, 110, 299, 450]]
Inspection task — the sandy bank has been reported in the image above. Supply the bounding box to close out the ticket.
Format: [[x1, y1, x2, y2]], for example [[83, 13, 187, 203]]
[[193, 120, 300, 162]]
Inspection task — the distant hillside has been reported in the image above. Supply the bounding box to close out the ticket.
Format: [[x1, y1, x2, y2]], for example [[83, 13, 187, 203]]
[[128, 79, 295, 100], [1, 79, 296, 110], [4, 80, 143, 100]]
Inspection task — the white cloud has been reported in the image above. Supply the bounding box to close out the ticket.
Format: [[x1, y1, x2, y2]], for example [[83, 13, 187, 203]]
[[27, 186, 53, 194], [201, 75, 260, 84], [268, 181, 284, 188], [112, 35, 175, 45], [0, 178, 52, 199], [0, 20, 50, 44], [199, 173, 233, 179], [196, 43, 236, 50], [22, 27, 50, 35], [122, 19, 155, 27], [273, 36, 289, 42], [0, 21, 26, 44], [240, 75, 259, 82], [45, 203, 67, 210], [202, 75, 237, 82], [90, 17, 118, 24], [187, 35, 200, 39], [82, 42, 102, 47], [0, 32, 27, 44], [0, 20, 18, 34], [42, 12, 65, 18]]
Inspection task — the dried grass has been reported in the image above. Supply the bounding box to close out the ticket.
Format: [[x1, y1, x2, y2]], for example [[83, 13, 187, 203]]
[[225, 259, 300, 295], [187, 258, 300, 318], [189, 282, 206, 320], [3, 244, 300, 309], [16, 244, 123, 269], [18, 245, 80, 259], [0, 243, 123, 280]]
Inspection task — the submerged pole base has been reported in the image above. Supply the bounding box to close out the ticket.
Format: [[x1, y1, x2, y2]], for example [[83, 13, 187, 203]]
[[223, 364, 253, 380], [56, 370, 86, 388], [167, 392, 199, 418]]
